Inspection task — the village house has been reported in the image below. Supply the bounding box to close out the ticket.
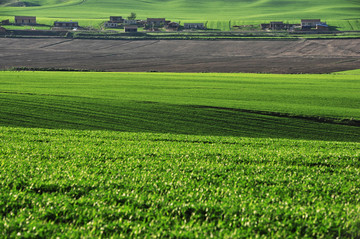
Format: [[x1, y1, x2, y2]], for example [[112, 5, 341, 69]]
[[104, 21, 118, 28], [301, 19, 324, 30], [137, 20, 147, 25], [316, 23, 329, 31], [15, 16, 36, 25], [270, 22, 287, 30], [54, 21, 79, 28], [123, 19, 137, 25], [110, 16, 123, 23], [1, 19, 10, 25], [166, 22, 180, 30], [261, 22, 299, 30], [184, 23, 205, 30], [147, 18, 166, 27], [301, 19, 321, 28], [124, 25, 138, 32]]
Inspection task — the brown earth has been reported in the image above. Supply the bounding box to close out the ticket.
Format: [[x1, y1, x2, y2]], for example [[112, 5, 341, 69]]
[[0, 38, 359, 73]]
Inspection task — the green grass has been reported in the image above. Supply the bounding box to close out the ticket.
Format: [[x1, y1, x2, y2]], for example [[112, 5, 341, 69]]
[[1, 126, 360, 237], [0, 71, 359, 141], [333, 69, 360, 75], [0, 25, 51, 30], [1, 71, 360, 237], [1, 0, 359, 20], [1, 0, 360, 30]]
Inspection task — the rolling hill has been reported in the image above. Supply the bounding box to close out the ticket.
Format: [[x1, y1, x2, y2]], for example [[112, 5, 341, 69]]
[[1, 70, 360, 236], [1, 0, 360, 21], [0, 71, 359, 141], [1, 70, 360, 237], [1, 1, 360, 236]]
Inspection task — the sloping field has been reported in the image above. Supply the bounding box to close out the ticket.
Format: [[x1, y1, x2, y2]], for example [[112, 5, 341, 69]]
[[1, 0, 360, 20], [0, 71, 359, 141], [1, 0, 360, 30], [1, 38, 360, 74], [334, 69, 360, 75], [1, 71, 360, 237], [1, 126, 360, 237]]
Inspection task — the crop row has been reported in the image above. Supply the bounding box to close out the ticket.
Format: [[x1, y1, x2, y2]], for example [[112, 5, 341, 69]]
[[1, 126, 360, 237]]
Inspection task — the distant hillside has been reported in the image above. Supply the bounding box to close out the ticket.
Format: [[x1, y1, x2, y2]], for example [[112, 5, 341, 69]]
[[0, 0, 71, 6], [0, 0, 41, 7], [1, 0, 360, 21]]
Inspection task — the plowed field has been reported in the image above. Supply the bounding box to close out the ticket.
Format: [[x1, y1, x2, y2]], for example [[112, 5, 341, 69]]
[[1, 38, 359, 73]]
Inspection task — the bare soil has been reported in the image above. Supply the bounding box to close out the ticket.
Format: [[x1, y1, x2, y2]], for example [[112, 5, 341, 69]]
[[0, 38, 359, 73]]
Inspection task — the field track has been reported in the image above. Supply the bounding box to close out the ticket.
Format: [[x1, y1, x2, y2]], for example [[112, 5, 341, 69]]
[[1, 38, 360, 73]]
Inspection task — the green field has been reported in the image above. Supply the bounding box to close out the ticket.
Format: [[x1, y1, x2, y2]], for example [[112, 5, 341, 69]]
[[0, 71, 359, 141], [334, 69, 360, 75], [1, 0, 360, 30], [1, 126, 360, 238], [1, 71, 360, 237]]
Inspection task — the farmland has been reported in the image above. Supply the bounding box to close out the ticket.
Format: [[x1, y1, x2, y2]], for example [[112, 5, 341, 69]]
[[1, 0, 360, 236], [334, 69, 360, 75], [1, 38, 360, 74], [1, 0, 359, 21], [1, 0, 360, 31], [0, 71, 360, 141], [0, 71, 360, 237], [1, 126, 360, 237]]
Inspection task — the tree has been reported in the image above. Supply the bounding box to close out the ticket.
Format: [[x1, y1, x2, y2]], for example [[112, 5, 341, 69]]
[[127, 12, 136, 20]]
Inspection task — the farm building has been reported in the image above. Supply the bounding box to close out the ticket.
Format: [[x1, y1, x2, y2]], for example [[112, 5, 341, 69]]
[[124, 25, 138, 32], [301, 19, 321, 28], [147, 18, 167, 27], [104, 21, 118, 28], [123, 19, 137, 25], [15, 16, 36, 25], [316, 23, 329, 31], [184, 23, 205, 29], [166, 22, 180, 30], [110, 16, 123, 23], [1, 19, 10, 25], [261, 22, 298, 30], [137, 20, 147, 26], [54, 21, 79, 28], [270, 22, 287, 30]]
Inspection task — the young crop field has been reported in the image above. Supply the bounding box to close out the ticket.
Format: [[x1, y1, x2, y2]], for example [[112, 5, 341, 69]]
[[1, 126, 360, 237], [334, 69, 360, 75], [0, 71, 359, 141], [0, 71, 360, 237], [1, 0, 360, 30]]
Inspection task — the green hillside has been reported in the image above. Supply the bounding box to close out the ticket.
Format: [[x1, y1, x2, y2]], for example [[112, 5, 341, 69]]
[[334, 69, 360, 75], [1, 71, 360, 237], [0, 71, 359, 141], [1, 0, 360, 21], [1, 126, 360, 237]]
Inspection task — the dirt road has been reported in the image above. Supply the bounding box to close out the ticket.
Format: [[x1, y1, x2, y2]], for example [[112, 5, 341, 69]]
[[0, 38, 359, 73]]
